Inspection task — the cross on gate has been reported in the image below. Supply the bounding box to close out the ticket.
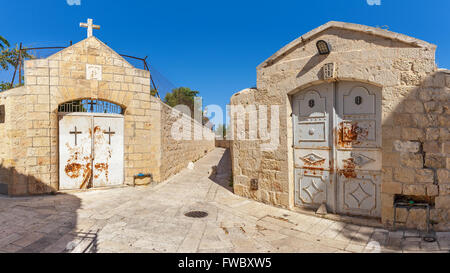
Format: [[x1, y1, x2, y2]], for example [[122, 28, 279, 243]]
[[70, 126, 82, 145], [79, 18, 101, 38], [87, 100, 97, 112], [104, 127, 115, 145]]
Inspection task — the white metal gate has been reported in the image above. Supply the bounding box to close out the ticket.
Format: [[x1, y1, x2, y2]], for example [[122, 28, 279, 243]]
[[293, 81, 382, 217], [59, 113, 124, 190]]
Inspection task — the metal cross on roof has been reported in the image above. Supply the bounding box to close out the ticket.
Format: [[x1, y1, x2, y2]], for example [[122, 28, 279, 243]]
[[80, 18, 101, 38]]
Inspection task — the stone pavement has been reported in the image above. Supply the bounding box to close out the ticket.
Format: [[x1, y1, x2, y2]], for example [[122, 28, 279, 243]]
[[0, 148, 449, 253]]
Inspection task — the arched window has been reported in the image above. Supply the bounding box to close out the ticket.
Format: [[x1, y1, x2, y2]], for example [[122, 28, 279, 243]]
[[58, 99, 124, 114]]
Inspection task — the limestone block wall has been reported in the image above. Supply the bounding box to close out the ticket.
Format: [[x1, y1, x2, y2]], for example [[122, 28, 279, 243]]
[[215, 139, 231, 149], [159, 102, 215, 181], [0, 94, 9, 194], [0, 87, 28, 195], [230, 21, 450, 230], [382, 70, 450, 230], [230, 88, 289, 207]]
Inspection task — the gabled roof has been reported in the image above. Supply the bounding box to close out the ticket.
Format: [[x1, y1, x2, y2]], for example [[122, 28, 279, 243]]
[[47, 36, 134, 68], [257, 21, 436, 69]]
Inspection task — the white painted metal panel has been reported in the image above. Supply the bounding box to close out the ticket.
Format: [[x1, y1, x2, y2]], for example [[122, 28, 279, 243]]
[[92, 116, 124, 187], [336, 150, 382, 171], [294, 149, 331, 171], [335, 82, 382, 217], [295, 169, 335, 208], [59, 115, 93, 190], [337, 172, 381, 217], [293, 85, 334, 149], [293, 83, 335, 211]]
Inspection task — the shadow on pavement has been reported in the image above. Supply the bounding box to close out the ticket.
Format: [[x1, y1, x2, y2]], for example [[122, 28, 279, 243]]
[[0, 166, 98, 253], [209, 148, 233, 192]]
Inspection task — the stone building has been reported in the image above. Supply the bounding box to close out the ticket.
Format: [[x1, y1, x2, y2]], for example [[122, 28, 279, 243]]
[[230, 21, 450, 230], [0, 30, 214, 195]]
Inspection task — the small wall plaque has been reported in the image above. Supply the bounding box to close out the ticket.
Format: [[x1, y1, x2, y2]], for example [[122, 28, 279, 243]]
[[86, 64, 102, 80], [250, 179, 259, 191]]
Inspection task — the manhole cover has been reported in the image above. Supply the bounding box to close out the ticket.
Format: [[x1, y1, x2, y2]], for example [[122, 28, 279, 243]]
[[184, 210, 208, 218], [423, 236, 437, 243]]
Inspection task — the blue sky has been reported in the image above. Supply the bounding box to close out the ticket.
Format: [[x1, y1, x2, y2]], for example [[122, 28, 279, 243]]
[[1, 0, 450, 115]]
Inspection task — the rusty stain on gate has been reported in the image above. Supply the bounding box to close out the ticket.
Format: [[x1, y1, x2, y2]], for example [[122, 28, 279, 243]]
[[92, 124, 113, 184], [64, 141, 93, 189], [337, 121, 370, 148], [302, 158, 325, 176], [338, 158, 357, 179], [336, 121, 373, 179]]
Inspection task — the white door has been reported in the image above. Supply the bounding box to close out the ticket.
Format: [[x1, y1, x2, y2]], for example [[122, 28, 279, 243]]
[[336, 82, 382, 217], [59, 114, 124, 190], [293, 83, 336, 212], [59, 115, 93, 190], [92, 116, 124, 187], [293, 81, 382, 217]]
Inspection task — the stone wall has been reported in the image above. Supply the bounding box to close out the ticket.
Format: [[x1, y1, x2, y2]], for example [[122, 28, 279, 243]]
[[160, 102, 215, 181], [215, 139, 231, 149], [0, 87, 28, 194], [230, 21, 450, 230], [383, 70, 450, 230], [230, 88, 289, 208], [0, 93, 9, 194]]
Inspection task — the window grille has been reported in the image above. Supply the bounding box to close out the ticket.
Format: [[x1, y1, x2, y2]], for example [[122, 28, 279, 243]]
[[58, 99, 123, 114]]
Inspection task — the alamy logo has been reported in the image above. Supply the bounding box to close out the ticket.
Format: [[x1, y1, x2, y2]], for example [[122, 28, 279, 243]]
[[367, 0, 381, 5], [67, 0, 81, 6]]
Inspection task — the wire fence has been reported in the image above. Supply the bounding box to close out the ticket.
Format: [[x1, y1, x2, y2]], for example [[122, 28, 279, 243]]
[[4, 41, 180, 99]]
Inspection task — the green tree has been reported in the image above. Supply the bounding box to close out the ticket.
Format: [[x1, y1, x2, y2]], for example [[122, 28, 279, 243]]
[[0, 35, 10, 50], [164, 87, 200, 114], [150, 87, 159, 97], [215, 123, 230, 138], [0, 42, 34, 91], [164, 87, 211, 125], [215, 123, 226, 137], [0, 80, 23, 91], [0, 44, 34, 71]]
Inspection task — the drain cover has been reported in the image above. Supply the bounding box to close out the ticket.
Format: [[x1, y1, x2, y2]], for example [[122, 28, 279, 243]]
[[184, 210, 208, 218], [423, 236, 437, 243]]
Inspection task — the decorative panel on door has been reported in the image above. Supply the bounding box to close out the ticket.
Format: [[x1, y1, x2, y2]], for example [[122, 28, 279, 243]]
[[339, 172, 381, 217], [295, 169, 331, 206]]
